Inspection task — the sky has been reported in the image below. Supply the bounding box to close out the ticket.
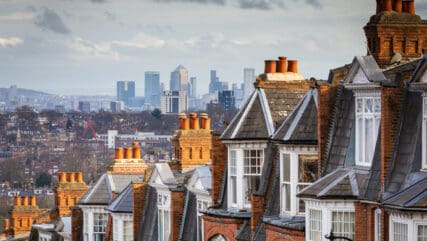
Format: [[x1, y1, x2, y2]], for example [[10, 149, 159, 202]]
[[1, 0, 427, 96]]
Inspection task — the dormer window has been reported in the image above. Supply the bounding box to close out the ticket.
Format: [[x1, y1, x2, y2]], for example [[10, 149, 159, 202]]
[[157, 191, 171, 241], [423, 97, 427, 169], [228, 145, 265, 209], [355, 96, 381, 166]]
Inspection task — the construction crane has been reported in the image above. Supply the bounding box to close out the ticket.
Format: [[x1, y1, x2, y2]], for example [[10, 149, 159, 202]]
[[81, 119, 99, 141]]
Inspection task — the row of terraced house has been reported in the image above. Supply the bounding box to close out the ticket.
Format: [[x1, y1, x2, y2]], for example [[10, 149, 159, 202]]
[[1, 0, 427, 241]]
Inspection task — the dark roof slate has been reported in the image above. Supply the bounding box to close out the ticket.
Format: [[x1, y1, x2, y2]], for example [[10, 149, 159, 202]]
[[383, 177, 427, 210], [106, 183, 133, 213], [263, 215, 305, 231], [273, 89, 318, 143], [178, 191, 197, 241], [137, 186, 158, 241], [236, 220, 251, 241]]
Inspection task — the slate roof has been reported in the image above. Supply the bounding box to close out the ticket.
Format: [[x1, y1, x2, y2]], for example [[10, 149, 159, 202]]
[[383, 177, 427, 211], [178, 191, 197, 241], [221, 88, 306, 140], [137, 186, 158, 241], [272, 88, 318, 144], [322, 87, 356, 175], [153, 163, 178, 186], [106, 183, 133, 213], [194, 166, 212, 191], [343, 56, 387, 83], [236, 220, 251, 241], [78, 173, 143, 205], [298, 167, 369, 199]]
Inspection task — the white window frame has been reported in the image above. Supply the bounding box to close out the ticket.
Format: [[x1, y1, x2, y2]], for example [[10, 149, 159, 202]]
[[331, 211, 355, 240], [355, 95, 381, 167], [422, 96, 427, 170], [305, 200, 355, 241], [389, 212, 427, 241], [196, 196, 211, 241], [93, 212, 108, 241], [111, 213, 133, 241], [227, 143, 266, 210], [308, 209, 322, 241], [417, 223, 427, 241], [280, 146, 318, 216], [80, 206, 108, 241], [374, 208, 382, 241], [157, 190, 171, 241]]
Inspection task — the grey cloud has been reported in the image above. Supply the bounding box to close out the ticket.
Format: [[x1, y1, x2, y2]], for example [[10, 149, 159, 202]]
[[90, 0, 108, 3], [238, 0, 285, 10], [35, 8, 70, 34], [305, 0, 322, 8], [153, 0, 225, 6], [104, 11, 116, 21]]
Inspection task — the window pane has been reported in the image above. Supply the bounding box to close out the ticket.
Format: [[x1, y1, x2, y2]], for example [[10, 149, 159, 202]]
[[281, 183, 291, 212], [332, 211, 354, 241], [393, 222, 408, 241], [358, 117, 364, 162], [297, 184, 308, 213], [418, 225, 427, 241], [282, 154, 290, 182], [374, 98, 381, 113], [123, 221, 133, 241], [229, 150, 236, 175], [244, 176, 260, 204], [230, 176, 237, 204], [309, 209, 322, 241], [365, 117, 374, 163], [365, 98, 373, 113], [356, 99, 363, 113], [298, 155, 318, 183]]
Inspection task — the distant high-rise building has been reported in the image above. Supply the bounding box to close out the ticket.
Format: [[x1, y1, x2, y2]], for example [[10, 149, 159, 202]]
[[170, 65, 188, 92], [243, 68, 255, 100], [218, 90, 235, 111], [78, 101, 91, 113], [209, 70, 220, 94], [160, 91, 187, 114], [144, 71, 161, 106], [110, 101, 124, 112], [189, 77, 197, 98], [117, 81, 135, 107]]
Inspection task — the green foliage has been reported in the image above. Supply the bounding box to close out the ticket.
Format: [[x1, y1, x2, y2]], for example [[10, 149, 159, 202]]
[[35, 172, 52, 187]]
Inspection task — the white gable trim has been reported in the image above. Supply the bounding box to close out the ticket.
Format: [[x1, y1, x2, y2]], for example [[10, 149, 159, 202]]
[[259, 89, 275, 136], [231, 90, 258, 139], [353, 67, 370, 84]]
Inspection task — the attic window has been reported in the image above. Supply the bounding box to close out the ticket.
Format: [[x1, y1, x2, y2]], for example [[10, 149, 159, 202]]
[[355, 97, 381, 167]]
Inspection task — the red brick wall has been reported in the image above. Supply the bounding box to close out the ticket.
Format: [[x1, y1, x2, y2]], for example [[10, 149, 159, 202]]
[[317, 85, 338, 176], [380, 86, 404, 189], [265, 224, 305, 241], [203, 215, 244, 241], [211, 134, 227, 205], [71, 207, 83, 241], [171, 190, 185, 241], [250, 194, 266, 234], [354, 202, 381, 241], [132, 183, 147, 239]]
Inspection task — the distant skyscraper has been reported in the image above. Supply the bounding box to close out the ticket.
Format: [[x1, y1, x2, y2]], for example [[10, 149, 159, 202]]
[[218, 90, 235, 111], [170, 65, 188, 92], [160, 91, 188, 114], [78, 101, 91, 113], [110, 101, 124, 112], [144, 71, 161, 106], [117, 81, 135, 107], [243, 68, 255, 100], [209, 70, 220, 94], [189, 77, 197, 98]]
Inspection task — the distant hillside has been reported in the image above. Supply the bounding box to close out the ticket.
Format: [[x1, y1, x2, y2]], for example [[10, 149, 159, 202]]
[[0, 87, 53, 100]]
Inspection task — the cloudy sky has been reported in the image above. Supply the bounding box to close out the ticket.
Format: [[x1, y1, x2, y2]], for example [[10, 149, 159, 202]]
[[1, 0, 427, 96]]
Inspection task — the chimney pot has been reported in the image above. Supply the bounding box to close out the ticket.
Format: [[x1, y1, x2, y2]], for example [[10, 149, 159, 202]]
[[393, 0, 402, 12], [22, 196, 28, 206], [189, 112, 199, 130], [200, 113, 208, 129], [67, 172, 75, 183], [133, 145, 141, 159], [264, 60, 277, 74], [58, 172, 67, 183], [384, 0, 392, 11], [14, 196, 21, 206], [30, 196, 36, 206], [276, 56, 287, 73], [183, 117, 190, 130], [204, 118, 211, 130], [287, 60, 299, 73], [125, 147, 132, 159], [407, 0, 415, 14], [115, 147, 124, 159], [75, 172, 83, 183], [178, 113, 187, 129], [3, 219, 9, 230]]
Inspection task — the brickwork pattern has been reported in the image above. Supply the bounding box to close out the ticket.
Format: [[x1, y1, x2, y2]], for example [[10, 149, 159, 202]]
[[203, 215, 244, 241], [171, 190, 185, 241], [71, 207, 83, 241], [211, 134, 227, 205], [265, 224, 305, 241], [132, 183, 147, 239]]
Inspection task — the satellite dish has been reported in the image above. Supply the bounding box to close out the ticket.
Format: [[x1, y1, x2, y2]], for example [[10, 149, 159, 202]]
[[390, 52, 403, 65]]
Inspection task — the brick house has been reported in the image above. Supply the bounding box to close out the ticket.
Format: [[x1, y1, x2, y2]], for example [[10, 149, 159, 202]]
[[202, 57, 312, 241]]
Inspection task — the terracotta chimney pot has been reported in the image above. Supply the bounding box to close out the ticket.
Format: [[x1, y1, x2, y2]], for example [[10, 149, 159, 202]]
[[115, 147, 123, 159], [3, 219, 9, 230], [125, 147, 132, 159], [14, 196, 21, 206], [393, 0, 402, 12], [58, 172, 67, 183], [189, 112, 199, 130], [385, 0, 392, 11], [133, 146, 141, 159], [407, 0, 415, 14], [287, 60, 298, 73], [178, 113, 187, 129], [204, 118, 211, 130], [264, 60, 276, 73], [75, 172, 83, 183], [200, 113, 208, 129], [183, 118, 190, 130], [67, 172, 75, 183], [30, 196, 36, 206], [22, 196, 28, 206], [276, 56, 287, 73]]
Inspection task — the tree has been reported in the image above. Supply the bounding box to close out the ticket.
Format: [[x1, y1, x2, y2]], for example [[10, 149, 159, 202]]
[[0, 158, 25, 187], [35, 172, 52, 187], [151, 108, 162, 119]]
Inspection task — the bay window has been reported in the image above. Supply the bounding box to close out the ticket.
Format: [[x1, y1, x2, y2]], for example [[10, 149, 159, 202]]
[[123, 220, 133, 241], [393, 222, 408, 241], [389, 213, 427, 241], [157, 191, 171, 241], [418, 225, 427, 241], [93, 213, 108, 241], [228, 146, 264, 209], [332, 211, 355, 240], [280, 150, 317, 215], [355, 96, 381, 166], [309, 209, 322, 241]]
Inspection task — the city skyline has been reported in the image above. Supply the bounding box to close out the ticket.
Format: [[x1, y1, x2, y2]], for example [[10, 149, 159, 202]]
[[3, 1, 426, 95]]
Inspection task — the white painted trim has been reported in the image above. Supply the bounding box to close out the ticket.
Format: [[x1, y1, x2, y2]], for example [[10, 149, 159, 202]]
[[231, 90, 258, 139], [259, 89, 275, 136]]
